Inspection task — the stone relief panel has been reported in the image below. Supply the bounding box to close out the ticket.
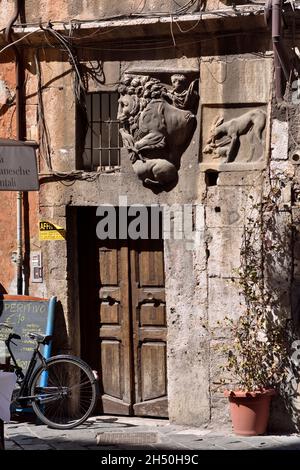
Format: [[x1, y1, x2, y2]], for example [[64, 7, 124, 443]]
[[117, 73, 199, 189], [200, 105, 268, 171]]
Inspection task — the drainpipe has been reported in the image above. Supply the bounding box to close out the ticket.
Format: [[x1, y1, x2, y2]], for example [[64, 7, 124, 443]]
[[272, 0, 284, 100], [5, 0, 24, 295], [265, 0, 292, 100]]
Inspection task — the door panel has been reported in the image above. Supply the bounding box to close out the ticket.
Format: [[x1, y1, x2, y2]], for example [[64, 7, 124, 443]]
[[140, 304, 166, 326], [130, 239, 168, 417], [100, 303, 119, 324], [99, 247, 118, 285], [98, 242, 132, 415], [78, 208, 168, 418], [101, 340, 122, 398], [140, 342, 167, 401], [139, 247, 165, 287]]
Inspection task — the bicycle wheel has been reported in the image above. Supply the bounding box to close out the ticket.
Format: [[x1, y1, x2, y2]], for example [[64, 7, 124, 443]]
[[30, 355, 98, 429]]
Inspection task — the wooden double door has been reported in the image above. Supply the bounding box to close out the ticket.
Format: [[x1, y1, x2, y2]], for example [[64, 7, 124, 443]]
[[78, 208, 168, 417]]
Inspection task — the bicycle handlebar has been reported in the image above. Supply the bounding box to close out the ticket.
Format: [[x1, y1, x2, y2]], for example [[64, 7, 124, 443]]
[[10, 333, 21, 341], [0, 323, 13, 329]]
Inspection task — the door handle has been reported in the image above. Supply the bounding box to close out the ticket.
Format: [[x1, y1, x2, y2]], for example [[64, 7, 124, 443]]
[[100, 294, 120, 305], [138, 298, 163, 308]]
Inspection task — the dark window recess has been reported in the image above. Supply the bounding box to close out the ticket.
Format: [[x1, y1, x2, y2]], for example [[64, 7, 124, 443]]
[[205, 170, 219, 187], [83, 92, 122, 171]]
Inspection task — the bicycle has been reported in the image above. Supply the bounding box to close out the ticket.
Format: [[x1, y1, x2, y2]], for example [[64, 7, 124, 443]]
[[0, 323, 99, 430]]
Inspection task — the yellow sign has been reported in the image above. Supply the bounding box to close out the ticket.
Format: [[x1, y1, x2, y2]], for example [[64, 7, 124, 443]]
[[39, 221, 66, 240]]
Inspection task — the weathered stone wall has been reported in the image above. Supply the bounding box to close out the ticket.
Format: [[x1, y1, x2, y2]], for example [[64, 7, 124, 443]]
[[1, 1, 298, 431], [0, 55, 17, 294], [0, 0, 247, 28], [68, 54, 271, 427], [0, 53, 40, 296], [1, 42, 276, 427], [279, 82, 300, 432]]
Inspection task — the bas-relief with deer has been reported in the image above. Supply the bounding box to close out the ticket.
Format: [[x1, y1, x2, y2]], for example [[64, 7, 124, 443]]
[[201, 105, 267, 171]]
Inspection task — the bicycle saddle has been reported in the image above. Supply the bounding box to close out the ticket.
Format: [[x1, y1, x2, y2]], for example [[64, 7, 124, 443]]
[[28, 333, 52, 345]]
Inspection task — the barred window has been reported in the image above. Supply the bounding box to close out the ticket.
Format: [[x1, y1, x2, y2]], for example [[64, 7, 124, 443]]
[[83, 92, 121, 170]]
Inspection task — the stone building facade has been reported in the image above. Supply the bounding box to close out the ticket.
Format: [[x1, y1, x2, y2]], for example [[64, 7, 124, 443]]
[[0, 0, 300, 430]]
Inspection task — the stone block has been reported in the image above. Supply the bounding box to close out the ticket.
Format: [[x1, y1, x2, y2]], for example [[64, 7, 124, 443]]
[[192, 270, 208, 313], [270, 161, 295, 180], [24, 51, 39, 106], [165, 235, 210, 426], [206, 186, 261, 228], [167, 340, 210, 426], [207, 227, 243, 278], [200, 56, 272, 104], [0, 78, 13, 106], [52, 147, 76, 173], [217, 171, 264, 187], [86, 61, 120, 92], [196, 172, 207, 202], [210, 394, 232, 428], [40, 65, 76, 168], [264, 211, 292, 286], [210, 337, 233, 391], [163, 203, 206, 250], [165, 240, 200, 313], [278, 182, 292, 209], [122, 57, 199, 75], [208, 277, 244, 327], [52, 206, 67, 218], [43, 241, 68, 281], [271, 119, 288, 161]]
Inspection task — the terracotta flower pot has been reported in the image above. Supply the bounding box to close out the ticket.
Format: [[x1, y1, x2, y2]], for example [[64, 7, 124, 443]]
[[224, 389, 276, 436]]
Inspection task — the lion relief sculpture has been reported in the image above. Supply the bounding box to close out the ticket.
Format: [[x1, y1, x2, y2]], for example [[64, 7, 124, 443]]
[[117, 74, 199, 188]]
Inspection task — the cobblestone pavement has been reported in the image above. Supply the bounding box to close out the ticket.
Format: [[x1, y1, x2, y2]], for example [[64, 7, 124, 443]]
[[3, 415, 300, 451]]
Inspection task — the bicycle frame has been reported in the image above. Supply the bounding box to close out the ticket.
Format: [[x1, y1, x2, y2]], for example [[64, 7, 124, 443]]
[[5, 335, 47, 403], [1, 328, 98, 429]]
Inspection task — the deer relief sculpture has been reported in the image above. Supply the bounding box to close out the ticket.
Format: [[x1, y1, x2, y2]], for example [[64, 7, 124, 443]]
[[117, 74, 199, 189], [203, 108, 267, 164]]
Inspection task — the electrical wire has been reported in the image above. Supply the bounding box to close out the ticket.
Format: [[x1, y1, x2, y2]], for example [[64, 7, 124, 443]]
[[38, 168, 120, 184], [34, 50, 52, 171], [0, 5, 267, 56], [170, 14, 177, 47], [202, 57, 228, 84], [42, 26, 86, 102], [0, 29, 39, 54], [0, 4, 265, 31], [68, 30, 268, 52], [174, 16, 202, 33]]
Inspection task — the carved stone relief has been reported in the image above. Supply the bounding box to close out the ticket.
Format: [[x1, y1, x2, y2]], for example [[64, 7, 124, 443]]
[[201, 105, 267, 171], [117, 73, 199, 189]]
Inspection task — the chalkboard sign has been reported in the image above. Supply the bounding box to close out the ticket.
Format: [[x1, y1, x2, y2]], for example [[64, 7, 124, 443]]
[[0, 295, 56, 373]]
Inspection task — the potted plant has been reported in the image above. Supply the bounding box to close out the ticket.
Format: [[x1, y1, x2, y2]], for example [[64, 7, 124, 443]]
[[219, 186, 292, 436], [221, 309, 289, 436]]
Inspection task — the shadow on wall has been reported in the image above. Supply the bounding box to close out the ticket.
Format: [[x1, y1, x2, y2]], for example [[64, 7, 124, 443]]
[[0, 284, 7, 294], [51, 300, 68, 355], [267, 216, 300, 433]]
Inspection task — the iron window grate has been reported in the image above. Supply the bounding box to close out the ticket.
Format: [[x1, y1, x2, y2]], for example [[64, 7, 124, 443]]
[[83, 92, 121, 171]]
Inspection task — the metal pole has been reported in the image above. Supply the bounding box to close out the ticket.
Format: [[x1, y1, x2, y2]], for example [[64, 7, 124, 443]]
[[5, 0, 24, 295], [16, 191, 23, 294]]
